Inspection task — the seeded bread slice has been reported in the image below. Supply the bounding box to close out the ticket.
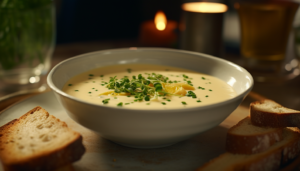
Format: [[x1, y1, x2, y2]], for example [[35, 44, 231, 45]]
[[197, 127, 300, 171], [226, 116, 283, 154], [0, 106, 85, 171], [250, 100, 300, 127]]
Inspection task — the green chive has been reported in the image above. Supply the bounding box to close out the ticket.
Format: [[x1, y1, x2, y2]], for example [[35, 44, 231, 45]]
[[117, 102, 123, 107], [182, 101, 187, 105], [102, 98, 110, 104]]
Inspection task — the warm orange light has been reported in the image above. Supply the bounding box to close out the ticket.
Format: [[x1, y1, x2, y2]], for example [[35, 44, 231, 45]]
[[154, 11, 167, 31], [182, 2, 228, 13]]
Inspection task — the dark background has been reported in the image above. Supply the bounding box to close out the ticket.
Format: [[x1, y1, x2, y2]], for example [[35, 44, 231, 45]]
[[54, 0, 235, 45], [55, 0, 183, 44]]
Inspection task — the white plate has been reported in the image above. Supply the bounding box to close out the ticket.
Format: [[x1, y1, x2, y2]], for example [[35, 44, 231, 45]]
[[0, 91, 247, 171]]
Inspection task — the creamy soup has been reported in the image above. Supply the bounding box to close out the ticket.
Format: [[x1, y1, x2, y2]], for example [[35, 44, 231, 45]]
[[63, 64, 236, 109]]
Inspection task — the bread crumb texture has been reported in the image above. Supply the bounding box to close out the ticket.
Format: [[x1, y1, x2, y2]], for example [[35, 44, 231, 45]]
[[253, 100, 300, 113], [0, 106, 80, 163]]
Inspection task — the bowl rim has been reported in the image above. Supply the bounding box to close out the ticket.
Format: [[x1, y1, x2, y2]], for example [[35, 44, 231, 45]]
[[47, 47, 254, 112]]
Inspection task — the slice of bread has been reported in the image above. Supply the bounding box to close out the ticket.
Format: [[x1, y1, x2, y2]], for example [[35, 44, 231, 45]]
[[250, 100, 300, 127], [226, 116, 283, 154], [197, 127, 300, 171], [0, 106, 85, 171]]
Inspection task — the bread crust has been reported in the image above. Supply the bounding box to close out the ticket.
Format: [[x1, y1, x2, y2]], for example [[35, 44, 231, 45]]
[[0, 106, 86, 171], [226, 117, 283, 154], [250, 100, 300, 127]]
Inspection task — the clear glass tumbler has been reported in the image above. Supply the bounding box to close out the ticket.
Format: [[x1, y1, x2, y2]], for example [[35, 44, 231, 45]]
[[0, 1, 55, 93]]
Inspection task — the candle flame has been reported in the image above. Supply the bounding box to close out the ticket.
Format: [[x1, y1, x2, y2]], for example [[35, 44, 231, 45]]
[[182, 2, 228, 13], [154, 11, 167, 31]]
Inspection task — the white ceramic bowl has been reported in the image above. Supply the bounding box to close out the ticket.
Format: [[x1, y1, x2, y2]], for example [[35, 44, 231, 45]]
[[47, 48, 253, 148]]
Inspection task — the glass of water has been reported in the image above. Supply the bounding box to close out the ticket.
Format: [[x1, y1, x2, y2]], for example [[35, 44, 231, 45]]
[[0, 0, 55, 93]]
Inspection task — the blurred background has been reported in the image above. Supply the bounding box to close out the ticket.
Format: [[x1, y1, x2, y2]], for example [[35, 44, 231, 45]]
[[2, 0, 300, 109], [54, 0, 239, 52]]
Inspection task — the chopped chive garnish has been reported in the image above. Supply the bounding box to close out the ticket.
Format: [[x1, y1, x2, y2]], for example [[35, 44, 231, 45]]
[[75, 90, 79, 91], [198, 86, 205, 90], [127, 68, 131, 73], [182, 101, 187, 105], [206, 95, 209, 97], [68, 84, 72, 86], [186, 91, 197, 98], [100, 75, 104, 77], [125, 103, 130, 105], [117, 102, 123, 106], [100, 73, 198, 103], [197, 100, 201, 102], [101, 84, 105, 86], [89, 74, 94, 76], [102, 98, 110, 104], [114, 97, 117, 99], [161, 102, 166, 105], [92, 88, 95, 89], [209, 89, 212, 91], [146, 103, 150, 105], [88, 92, 92, 94], [167, 99, 171, 102]]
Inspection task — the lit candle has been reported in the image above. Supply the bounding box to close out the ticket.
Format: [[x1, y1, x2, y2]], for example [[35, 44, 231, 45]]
[[139, 11, 178, 47], [182, 2, 227, 13], [180, 2, 228, 57]]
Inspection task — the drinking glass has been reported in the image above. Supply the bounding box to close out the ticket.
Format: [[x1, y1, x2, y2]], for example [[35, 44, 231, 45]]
[[0, 1, 55, 93], [235, 1, 299, 82]]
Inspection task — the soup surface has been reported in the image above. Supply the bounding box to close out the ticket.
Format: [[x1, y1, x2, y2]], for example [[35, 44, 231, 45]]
[[63, 64, 236, 109]]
